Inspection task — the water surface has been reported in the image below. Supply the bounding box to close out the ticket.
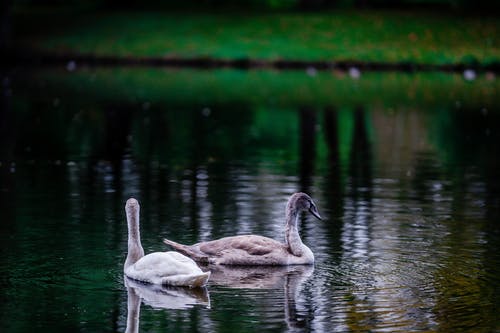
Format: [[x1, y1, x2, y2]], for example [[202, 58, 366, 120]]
[[1, 68, 499, 332]]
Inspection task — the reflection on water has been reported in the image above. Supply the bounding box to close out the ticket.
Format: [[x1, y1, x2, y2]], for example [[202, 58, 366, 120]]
[[208, 264, 314, 289], [0, 68, 500, 332], [125, 277, 210, 310], [125, 281, 142, 333], [207, 265, 315, 331], [125, 278, 209, 333]]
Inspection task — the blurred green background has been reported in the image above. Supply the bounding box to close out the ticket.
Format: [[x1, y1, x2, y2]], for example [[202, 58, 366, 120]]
[[2, 0, 499, 68], [1, 1, 500, 333]]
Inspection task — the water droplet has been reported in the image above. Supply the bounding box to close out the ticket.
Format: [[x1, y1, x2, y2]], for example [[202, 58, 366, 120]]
[[463, 69, 476, 81], [306, 66, 317, 77], [66, 60, 77, 72], [202, 107, 211, 117], [349, 67, 361, 79]]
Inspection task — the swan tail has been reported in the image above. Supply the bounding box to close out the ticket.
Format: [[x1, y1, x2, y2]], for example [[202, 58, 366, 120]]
[[162, 271, 210, 288], [189, 271, 211, 288], [163, 239, 209, 264]]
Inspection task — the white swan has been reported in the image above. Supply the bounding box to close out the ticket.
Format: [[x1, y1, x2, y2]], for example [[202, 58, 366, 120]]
[[164, 192, 321, 265], [124, 198, 210, 288]]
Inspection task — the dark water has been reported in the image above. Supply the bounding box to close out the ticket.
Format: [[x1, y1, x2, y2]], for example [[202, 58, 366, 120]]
[[1, 68, 500, 332]]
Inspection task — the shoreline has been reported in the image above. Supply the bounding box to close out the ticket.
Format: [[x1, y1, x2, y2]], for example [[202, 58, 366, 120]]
[[3, 49, 499, 73]]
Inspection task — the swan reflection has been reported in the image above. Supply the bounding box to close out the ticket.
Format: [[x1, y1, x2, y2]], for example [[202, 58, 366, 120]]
[[124, 277, 210, 333], [209, 265, 314, 330], [208, 264, 314, 289]]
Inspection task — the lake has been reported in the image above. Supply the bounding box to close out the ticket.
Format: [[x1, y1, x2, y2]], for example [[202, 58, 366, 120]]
[[1, 67, 499, 332]]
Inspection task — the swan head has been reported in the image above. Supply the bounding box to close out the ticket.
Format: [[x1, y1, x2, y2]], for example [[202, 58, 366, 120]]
[[125, 198, 141, 229], [126, 197, 139, 208], [126, 198, 140, 226], [288, 192, 322, 220]]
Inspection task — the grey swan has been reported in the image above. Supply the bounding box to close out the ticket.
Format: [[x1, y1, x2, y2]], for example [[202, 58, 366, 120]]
[[164, 192, 321, 265], [124, 198, 210, 287]]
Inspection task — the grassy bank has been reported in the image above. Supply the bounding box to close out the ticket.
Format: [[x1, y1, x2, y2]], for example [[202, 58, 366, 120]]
[[11, 7, 499, 66]]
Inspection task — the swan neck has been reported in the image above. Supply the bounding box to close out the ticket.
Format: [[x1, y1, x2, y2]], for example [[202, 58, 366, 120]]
[[128, 216, 141, 245], [285, 208, 304, 256], [125, 206, 144, 270]]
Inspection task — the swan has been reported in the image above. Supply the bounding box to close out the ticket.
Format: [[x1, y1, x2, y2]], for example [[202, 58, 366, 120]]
[[164, 192, 321, 265], [124, 198, 210, 288]]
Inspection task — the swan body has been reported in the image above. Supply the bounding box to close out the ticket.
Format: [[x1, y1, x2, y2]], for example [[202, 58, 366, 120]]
[[124, 198, 210, 288], [164, 192, 321, 266]]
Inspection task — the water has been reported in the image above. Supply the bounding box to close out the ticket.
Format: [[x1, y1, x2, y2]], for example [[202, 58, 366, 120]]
[[1, 68, 500, 332]]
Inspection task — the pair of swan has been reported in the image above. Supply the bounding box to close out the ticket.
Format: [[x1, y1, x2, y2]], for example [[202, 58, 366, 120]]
[[124, 192, 321, 287]]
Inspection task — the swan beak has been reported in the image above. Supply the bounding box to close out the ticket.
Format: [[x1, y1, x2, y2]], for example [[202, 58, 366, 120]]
[[309, 204, 322, 220]]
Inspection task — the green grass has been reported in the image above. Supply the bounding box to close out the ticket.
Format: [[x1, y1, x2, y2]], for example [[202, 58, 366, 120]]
[[12, 7, 500, 65]]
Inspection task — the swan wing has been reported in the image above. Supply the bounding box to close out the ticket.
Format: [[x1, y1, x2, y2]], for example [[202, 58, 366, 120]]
[[132, 252, 203, 275], [199, 235, 284, 255], [197, 235, 291, 265]]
